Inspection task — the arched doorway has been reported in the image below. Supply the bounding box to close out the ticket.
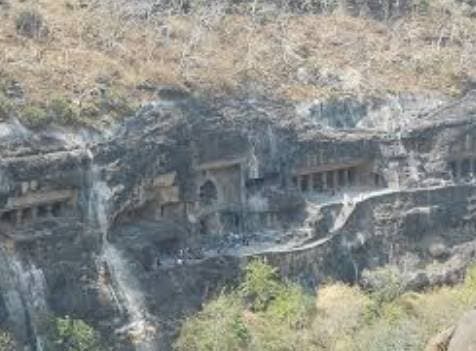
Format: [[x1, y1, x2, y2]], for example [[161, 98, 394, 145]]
[[199, 180, 218, 206]]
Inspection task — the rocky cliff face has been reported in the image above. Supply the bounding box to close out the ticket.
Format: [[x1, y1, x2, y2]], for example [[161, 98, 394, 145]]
[[0, 90, 475, 350]]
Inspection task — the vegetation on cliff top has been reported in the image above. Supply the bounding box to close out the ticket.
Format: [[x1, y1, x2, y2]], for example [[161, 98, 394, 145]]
[[0, 0, 475, 127], [0, 331, 15, 351], [174, 260, 476, 351], [0, 316, 103, 351]]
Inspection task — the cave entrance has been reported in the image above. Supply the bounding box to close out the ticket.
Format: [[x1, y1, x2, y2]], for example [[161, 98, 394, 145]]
[[1, 211, 14, 225], [199, 180, 218, 206]]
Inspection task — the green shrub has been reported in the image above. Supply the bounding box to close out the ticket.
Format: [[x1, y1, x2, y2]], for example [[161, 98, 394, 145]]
[[363, 266, 406, 305], [101, 89, 136, 118], [310, 283, 373, 349], [247, 316, 311, 351], [463, 263, 476, 292], [175, 261, 319, 351], [174, 293, 249, 351], [49, 97, 78, 124], [266, 283, 315, 328], [0, 95, 13, 120], [351, 319, 424, 351], [22, 105, 49, 128], [248, 284, 315, 351], [240, 260, 282, 311], [0, 331, 16, 351], [46, 316, 103, 351], [15, 9, 48, 39], [176, 262, 476, 351]]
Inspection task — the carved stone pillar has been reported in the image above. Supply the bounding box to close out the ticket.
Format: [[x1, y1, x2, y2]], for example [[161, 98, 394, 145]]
[[15, 210, 22, 225], [333, 170, 339, 189]]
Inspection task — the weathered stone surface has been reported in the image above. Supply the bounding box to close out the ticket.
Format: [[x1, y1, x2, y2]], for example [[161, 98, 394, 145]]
[[0, 90, 475, 350], [448, 310, 476, 351], [425, 326, 455, 351]]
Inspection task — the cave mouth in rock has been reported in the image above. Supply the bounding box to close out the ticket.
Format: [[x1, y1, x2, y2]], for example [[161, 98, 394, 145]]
[[199, 180, 218, 206]]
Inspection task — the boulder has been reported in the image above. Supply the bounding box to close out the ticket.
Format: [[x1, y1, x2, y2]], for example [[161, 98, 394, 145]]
[[425, 326, 454, 351], [448, 310, 476, 351]]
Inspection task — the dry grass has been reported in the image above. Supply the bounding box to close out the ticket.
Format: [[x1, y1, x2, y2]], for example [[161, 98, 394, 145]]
[[0, 0, 475, 124]]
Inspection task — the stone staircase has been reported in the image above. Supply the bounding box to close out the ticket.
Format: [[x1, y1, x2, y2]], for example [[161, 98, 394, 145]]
[[296, 201, 323, 241], [331, 199, 357, 233]]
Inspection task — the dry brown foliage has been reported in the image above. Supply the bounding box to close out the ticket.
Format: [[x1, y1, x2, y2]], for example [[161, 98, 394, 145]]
[[0, 0, 474, 122]]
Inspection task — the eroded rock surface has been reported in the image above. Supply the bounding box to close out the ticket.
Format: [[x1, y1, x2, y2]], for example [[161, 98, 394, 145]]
[[448, 310, 476, 351], [0, 90, 475, 350]]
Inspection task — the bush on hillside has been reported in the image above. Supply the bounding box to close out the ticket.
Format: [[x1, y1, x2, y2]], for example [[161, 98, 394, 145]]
[[266, 283, 315, 328], [174, 293, 249, 351], [49, 97, 78, 124], [0, 331, 16, 351], [362, 265, 406, 305], [176, 263, 476, 351], [15, 9, 48, 39], [176, 260, 317, 351], [0, 95, 13, 121], [310, 283, 373, 349], [22, 105, 49, 128], [46, 316, 103, 351], [239, 260, 282, 311], [350, 318, 424, 351]]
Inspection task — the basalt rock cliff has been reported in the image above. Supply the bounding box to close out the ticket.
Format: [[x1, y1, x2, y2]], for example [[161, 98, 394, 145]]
[[0, 90, 476, 350]]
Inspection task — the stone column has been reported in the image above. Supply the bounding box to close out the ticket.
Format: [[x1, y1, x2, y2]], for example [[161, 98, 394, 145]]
[[21, 182, 29, 195], [344, 169, 350, 188], [333, 170, 339, 189], [31, 207, 38, 221], [266, 213, 273, 227], [455, 161, 461, 180], [15, 210, 22, 225], [45, 205, 53, 218], [301, 175, 310, 192], [328, 171, 334, 190], [472, 159, 476, 176], [313, 173, 322, 191], [322, 172, 328, 190]]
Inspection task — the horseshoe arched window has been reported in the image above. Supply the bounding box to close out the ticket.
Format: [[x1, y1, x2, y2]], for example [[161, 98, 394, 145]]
[[199, 180, 218, 206]]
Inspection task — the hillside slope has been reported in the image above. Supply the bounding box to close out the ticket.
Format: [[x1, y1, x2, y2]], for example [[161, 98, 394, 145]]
[[0, 0, 475, 128]]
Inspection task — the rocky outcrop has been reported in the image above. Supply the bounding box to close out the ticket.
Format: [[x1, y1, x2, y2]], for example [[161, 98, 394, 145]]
[[426, 310, 476, 351], [448, 310, 476, 351], [0, 90, 475, 350], [425, 327, 455, 351], [118, 0, 417, 20]]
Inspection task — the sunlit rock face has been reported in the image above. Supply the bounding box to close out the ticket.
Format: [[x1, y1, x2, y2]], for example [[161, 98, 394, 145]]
[[0, 90, 475, 350]]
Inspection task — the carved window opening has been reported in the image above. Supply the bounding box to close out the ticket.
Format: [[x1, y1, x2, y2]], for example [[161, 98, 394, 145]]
[[38, 205, 48, 217], [450, 161, 458, 178], [22, 208, 33, 223], [1, 211, 14, 224], [292, 176, 298, 188], [348, 168, 356, 185], [462, 159, 471, 177], [301, 174, 310, 192], [312, 173, 323, 191], [374, 173, 385, 187], [338, 169, 346, 187], [52, 203, 62, 217], [199, 180, 218, 206], [326, 171, 334, 189]]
